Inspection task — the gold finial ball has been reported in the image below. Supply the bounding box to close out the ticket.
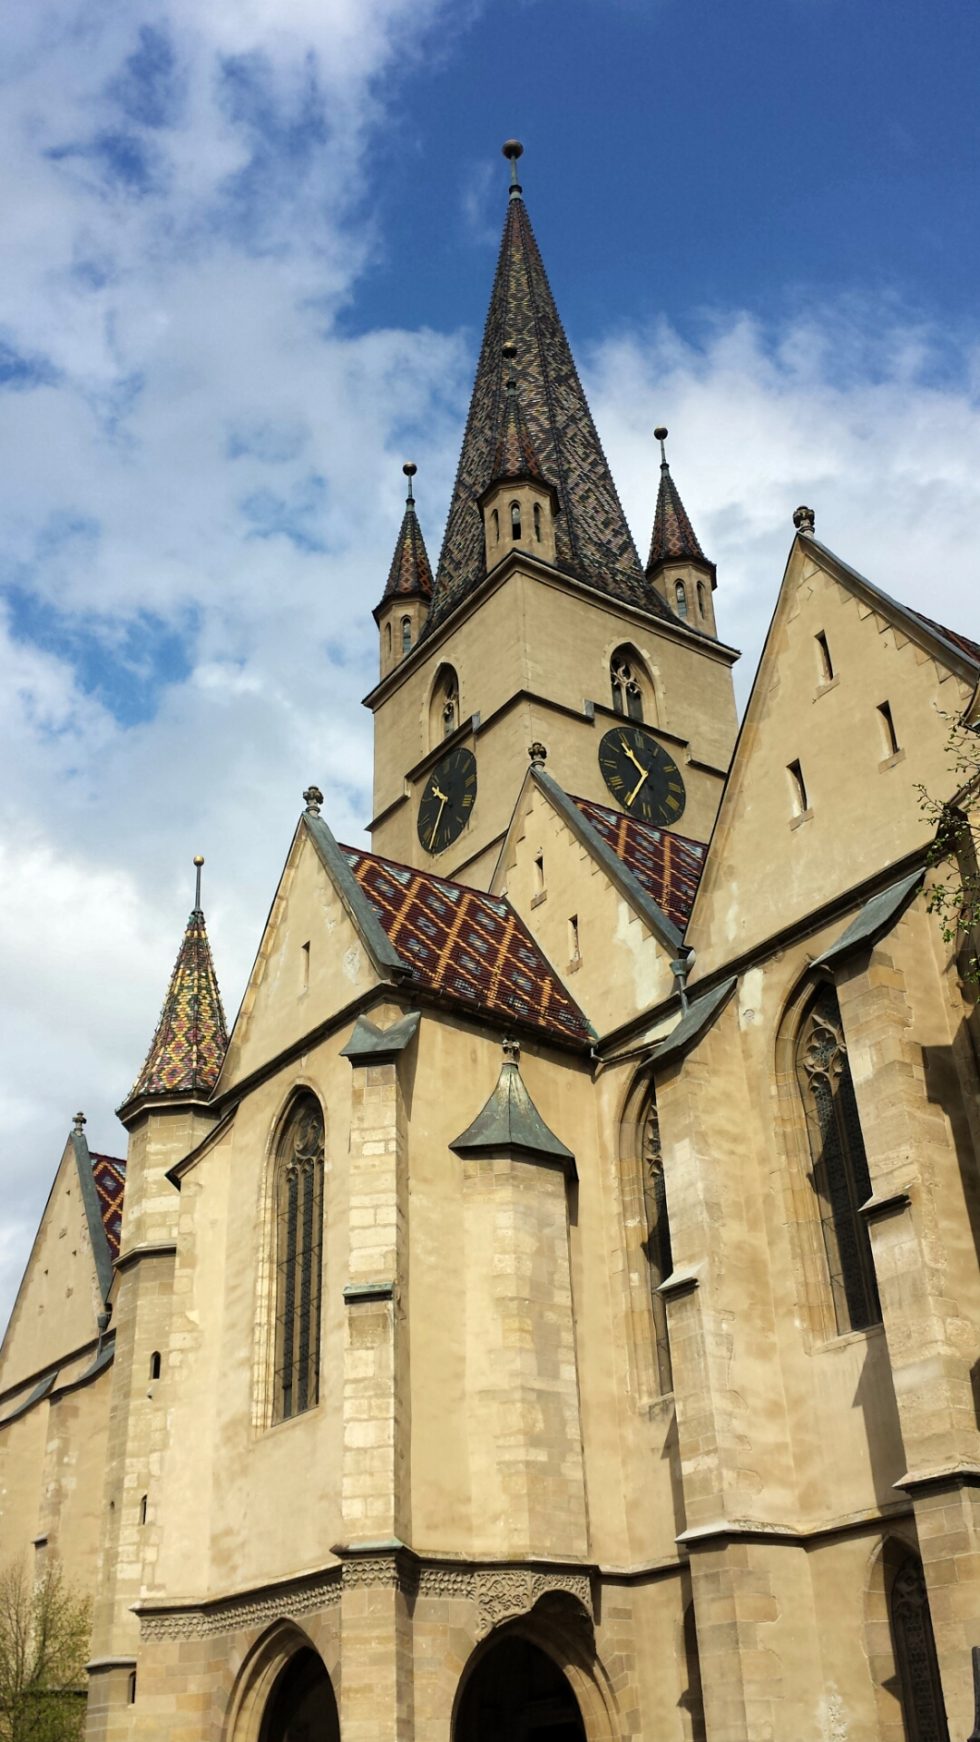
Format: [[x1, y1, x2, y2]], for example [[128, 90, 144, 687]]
[[402, 461, 417, 478], [654, 426, 668, 442], [193, 854, 205, 868], [502, 139, 524, 162], [502, 340, 517, 361]]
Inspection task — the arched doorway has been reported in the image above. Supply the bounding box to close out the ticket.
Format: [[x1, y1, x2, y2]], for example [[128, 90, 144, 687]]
[[456, 1635, 586, 1742], [259, 1647, 339, 1742]]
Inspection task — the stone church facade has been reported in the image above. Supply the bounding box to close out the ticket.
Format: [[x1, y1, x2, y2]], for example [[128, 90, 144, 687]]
[[1, 142, 978, 1741]]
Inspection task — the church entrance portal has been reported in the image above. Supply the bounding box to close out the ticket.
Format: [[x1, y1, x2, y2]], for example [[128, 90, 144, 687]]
[[455, 1635, 587, 1742], [258, 1647, 339, 1742]]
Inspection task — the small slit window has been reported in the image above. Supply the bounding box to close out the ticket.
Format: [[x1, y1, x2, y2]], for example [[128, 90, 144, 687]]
[[674, 580, 688, 619], [643, 1092, 673, 1393], [533, 502, 542, 542], [384, 622, 391, 656], [510, 501, 521, 540], [491, 508, 499, 541], [534, 852, 544, 895], [149, 1351, 161, 1381], [139, 1494, 147, 1526], [128, 1672, 137, 1706], [401, 616, 412, 654], [788, 759, 809, 816], [568, 914, 580, 962], [878, 700, 900, 757], [696, 579, 706, 617], [816, 631, 834, 682]]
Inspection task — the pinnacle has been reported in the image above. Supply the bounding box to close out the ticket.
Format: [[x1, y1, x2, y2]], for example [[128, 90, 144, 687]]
[[374, 471, 434, 619], [488, 369, 546, 489], [646, 451, 708, 572], [122, 901, 228, 1113]]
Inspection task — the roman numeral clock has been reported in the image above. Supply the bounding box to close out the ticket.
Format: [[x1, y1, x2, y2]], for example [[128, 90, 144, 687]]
[[598, 724, 686, 825], [417, 746, 478, 855]]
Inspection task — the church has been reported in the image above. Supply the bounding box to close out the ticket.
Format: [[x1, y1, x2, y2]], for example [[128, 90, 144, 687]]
[[1, 140, 978, 1742]]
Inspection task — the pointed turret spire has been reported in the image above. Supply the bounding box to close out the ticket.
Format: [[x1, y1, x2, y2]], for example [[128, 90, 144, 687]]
[[374, 462, 434, 621], [121, 858, 228, 1114], [488, 349, 547, 488], [423, 143, 670, 638], [646, 428, 708, 570]]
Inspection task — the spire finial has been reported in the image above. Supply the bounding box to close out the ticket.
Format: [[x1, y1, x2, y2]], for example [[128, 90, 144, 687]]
[[402, 460, 417, 508], [528, 741, 547, 766], [654, 425, 669, 469], [502, 1036, 521, 1066], [193, 854, 204, 911], [303, 785, 324, 816], [502, 139, 524, 199], [793, 504, 816, 536], [73, 1110, 86, 1134]]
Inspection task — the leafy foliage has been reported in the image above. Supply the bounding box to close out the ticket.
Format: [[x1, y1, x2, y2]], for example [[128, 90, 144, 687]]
[[0, 1563, 90, 1742], [918, 709, 980, 982]]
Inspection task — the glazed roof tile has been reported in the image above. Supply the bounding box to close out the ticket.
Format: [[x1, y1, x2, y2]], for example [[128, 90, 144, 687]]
[[342, 846, 591, 1045], [90, 1153, 126, 1262], [423, 188, 676, 637], [647, 463, 708, 570], [572, 796, 707, 931], [908, 608, 980, 668], [489, 379, 547, 488], [124, 907, 228, 1108], [376, 498, 433, 616]]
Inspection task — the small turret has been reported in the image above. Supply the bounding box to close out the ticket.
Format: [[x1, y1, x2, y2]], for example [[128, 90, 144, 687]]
[[374, 463, 433, 678], [646, 427, 718, 637], [478, 342, 559, 571]]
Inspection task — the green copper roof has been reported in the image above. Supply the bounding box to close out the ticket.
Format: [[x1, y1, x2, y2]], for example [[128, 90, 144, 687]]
[[450, 1041, 575, 1172]]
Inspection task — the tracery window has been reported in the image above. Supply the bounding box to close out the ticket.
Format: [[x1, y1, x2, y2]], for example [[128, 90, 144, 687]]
[[429, 664, 460, 745], [795, 986, 881, 1334], [273, 1093, 324, 1423], [888, 1553, 949, 1742], [611, 653, 644, 721], [642, 1092, 674, 1393]]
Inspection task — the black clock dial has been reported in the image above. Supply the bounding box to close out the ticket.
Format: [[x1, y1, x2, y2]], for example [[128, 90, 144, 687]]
[[417, 746, 478, 855], [597, 724, 687, 826]]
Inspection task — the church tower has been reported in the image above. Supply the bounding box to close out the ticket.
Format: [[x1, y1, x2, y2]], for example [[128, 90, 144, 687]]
[[365, 142, 739, 888]]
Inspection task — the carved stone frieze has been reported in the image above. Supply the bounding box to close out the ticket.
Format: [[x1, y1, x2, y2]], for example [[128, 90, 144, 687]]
[[139, 1574, 341, 1642]]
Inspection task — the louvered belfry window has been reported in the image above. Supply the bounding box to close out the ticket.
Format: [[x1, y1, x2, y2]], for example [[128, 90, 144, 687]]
[[274, 1094, 324, 1422], [889, 1554, 950, 1742], [642, 1093, 674, 1393], [795, 986, 881, 1333]]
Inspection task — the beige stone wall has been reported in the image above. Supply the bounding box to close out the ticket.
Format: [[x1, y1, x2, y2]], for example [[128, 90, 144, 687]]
[[0, 1137, 104, 1395]]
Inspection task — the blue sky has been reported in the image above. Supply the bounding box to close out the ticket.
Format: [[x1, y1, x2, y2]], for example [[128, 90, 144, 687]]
[[1, 0, 979, 1329]]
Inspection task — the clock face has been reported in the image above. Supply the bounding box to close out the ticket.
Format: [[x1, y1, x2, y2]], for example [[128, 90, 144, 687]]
[[417, 746, 478, 855], [597, 723, 687, 826]]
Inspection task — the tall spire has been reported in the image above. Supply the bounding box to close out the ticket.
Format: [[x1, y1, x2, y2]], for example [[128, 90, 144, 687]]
[[121, 858, 228, 1114], [373, 462, 434, 622], [424, 142, 672, 638], [646, 427, 709, 571]]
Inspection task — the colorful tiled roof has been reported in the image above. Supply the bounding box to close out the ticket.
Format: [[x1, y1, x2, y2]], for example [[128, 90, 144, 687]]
[[375, 491, 433, 617], [90, 1153, 126, 1262], [423, 180, 675, 638], [342, 846, 591, 1045], [646, 461, 708, 571], [572, 796, 707, 931], [488, 377, 547, 488], [908, 608, 980, 668], [124, 906, 228, 1107]]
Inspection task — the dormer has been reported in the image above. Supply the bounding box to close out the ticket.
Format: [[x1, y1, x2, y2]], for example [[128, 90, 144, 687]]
[[373, 463, 434, 679], [478, 348, 559, 572]]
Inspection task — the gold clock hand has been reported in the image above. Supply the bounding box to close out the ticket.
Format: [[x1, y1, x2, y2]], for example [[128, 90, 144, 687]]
[[626, 767, 649, 808], [428, 794, 448, 851], [430, 782, 449, 803], [619, 736, 645, 773]]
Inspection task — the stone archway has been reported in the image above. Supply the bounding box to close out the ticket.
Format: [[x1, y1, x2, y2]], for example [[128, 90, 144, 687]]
[[455, 1634, 586, 1742], [259, 1646, 339, 1742]]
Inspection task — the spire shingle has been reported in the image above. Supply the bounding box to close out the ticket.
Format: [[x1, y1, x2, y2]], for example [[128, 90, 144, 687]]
[[423, 170, 674, 637], [374, 465, 433, 620], [488, 373, 547, 488], [123, 897, 228, 1110], [646, 445, 708, 571]]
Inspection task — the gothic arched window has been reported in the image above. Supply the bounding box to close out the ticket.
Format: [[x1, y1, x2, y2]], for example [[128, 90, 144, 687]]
[[384, 622, 392, 657], [675, 579, 688, 619], [888, 1552, 949, 1742], [274, 1094, 325, 1423], [510, 501, 521, 540], [642, 1092, 673, 1393], [428, 665, 460, 746], [611, 646, 648, 722], [533, 502, 542, 542], [491, 508, 499, 542], [696, 579, 707, 618], [795, 986, 881, 1334], [401, 616, 412, 654]]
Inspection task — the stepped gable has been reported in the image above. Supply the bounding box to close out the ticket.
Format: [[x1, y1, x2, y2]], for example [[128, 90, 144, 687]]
[[90, 1153, 126, 1262], [423, 174, 675, 637], [342, 845, 591, 1045], [572, 795, 706, 930], [647, 456, 708, 571], [124, 902, 228, 1107], [374, 468, 433, 618]]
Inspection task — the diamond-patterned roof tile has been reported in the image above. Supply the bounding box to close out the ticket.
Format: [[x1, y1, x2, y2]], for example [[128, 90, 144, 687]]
[[646, 462, 708, 571], [376, 498, 433, 616], [124, 907, 228, 1107], [90, 1153, 126, 1262], [342, 846, 591, 1045], [572, 795, 707, 931]]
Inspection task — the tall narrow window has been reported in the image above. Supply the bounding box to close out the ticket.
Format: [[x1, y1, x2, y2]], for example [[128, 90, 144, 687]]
[[878, 700, 900, 757], [675, 580, 688, 619], [795, 986, 881, 1334], [274, 1094, 325, 1423], [510, 501, 521, 540], [148, 1351, 161, 1381], [816, 631, 834, 682], [642, 1092, 674, 1392], [611, 651, 645, 721], [491, 508, 499, 541], [568, 913, 581, 962], [401, 616, 412, 654], [888, 1552, 949, 1742], [385, 622, 392, 657], [533, 502, 542, 542], [696, 580, 706, 618], [534, 851, 544, 896], [788, 759, 809, 816], [139, 1494, 147, 1526]]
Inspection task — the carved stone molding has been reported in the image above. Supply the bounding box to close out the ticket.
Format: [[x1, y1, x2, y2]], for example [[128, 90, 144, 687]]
[[139, 1574, 341, 1642], [341, 1555, 407, 1590], [417, 1566, 474, 1600], [475, 1569, 593, 1639]]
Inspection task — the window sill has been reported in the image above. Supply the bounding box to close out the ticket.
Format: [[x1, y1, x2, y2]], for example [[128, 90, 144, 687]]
[[789, 808, 814, 831], [566, 957, 582, 974], [530, 890, 547, 909], [878, 748, 906, 772], [813, 1320, 885, 1355], [814, 676, 839, 700]]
